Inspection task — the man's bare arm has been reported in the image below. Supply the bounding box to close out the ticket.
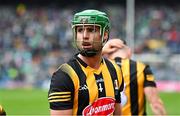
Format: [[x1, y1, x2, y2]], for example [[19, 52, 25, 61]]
[[50, 109, 73, 116], [144, 87, 167, 115]]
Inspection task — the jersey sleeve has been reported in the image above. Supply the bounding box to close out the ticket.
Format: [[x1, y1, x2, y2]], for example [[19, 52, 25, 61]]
[[144, 65, 156, 88], [48, 68, 74, 110]]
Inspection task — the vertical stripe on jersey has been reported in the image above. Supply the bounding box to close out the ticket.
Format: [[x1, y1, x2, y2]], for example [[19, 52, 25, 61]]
[[120, 59, 131, 115], [104, 59, 119, 101], [137, 62, 146, 114], [130, 60, 138, 115], [115, 57, 122, 68], [86, 72, 99, 104], [59, 64, 79, 114], [68, 60, 89, 115], [94, 73, 106, 98]]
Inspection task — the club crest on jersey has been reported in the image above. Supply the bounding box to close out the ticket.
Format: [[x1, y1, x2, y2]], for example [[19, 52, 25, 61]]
[[82, 97, 115, 116], [79, 85, 88, 91]]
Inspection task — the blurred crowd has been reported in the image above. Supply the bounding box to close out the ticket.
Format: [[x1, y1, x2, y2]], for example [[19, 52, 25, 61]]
[[0, 5, 75, 88], [135, 5, 180, 54], [0, 4, 180, 88]]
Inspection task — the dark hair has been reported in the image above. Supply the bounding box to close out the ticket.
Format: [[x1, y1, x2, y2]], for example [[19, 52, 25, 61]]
[[121, 39, 127, 45]]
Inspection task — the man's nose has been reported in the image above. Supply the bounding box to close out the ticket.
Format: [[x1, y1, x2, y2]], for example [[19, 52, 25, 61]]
[[83, 29, 89, 39]]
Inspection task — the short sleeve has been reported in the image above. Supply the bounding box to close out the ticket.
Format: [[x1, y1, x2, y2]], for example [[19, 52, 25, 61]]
[[48, 68, 74, 110], [144, 65, 156, 88]]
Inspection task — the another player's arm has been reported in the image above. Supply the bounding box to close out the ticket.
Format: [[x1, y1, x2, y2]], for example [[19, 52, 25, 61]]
[[144, 87, 166, 115], [48, 68, 74, 115], [143, 65, 166, 115], [50, 109, 72, 115]]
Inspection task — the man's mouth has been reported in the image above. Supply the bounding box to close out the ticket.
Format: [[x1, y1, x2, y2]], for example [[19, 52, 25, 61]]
[[82, 42, 92, 49]]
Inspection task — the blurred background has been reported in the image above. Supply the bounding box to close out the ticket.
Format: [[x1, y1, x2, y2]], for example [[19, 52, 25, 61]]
[[0, 0, 180, 115]]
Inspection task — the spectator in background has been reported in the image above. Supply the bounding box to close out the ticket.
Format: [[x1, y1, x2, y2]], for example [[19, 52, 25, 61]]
[[1, 4, 180, 88], [166, 24, 180, 54], [102, 38, 167, 115]]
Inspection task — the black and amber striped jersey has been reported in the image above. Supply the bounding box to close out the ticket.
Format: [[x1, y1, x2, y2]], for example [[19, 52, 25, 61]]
[[48, 55, 124, 115], [114, 57, 156, 115]]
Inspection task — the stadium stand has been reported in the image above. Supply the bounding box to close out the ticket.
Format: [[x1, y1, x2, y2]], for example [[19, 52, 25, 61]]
[[0, 0, 180, 90]]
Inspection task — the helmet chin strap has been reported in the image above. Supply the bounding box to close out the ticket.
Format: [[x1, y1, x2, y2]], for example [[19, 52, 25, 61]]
[[79, 49, 99, 57]]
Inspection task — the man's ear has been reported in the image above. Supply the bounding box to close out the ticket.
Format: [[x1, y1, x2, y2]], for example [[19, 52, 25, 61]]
[[103, 31, 109, 43]]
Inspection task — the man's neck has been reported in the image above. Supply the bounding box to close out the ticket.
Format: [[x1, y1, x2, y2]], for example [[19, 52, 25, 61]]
[[78, 53, 102, 69]]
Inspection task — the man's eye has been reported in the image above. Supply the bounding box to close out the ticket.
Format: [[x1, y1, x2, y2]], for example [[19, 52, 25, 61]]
[[77, 28, 83, 32], [88, 28, 96, 32]]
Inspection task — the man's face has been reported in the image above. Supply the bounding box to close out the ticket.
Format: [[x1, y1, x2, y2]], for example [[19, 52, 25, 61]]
[[75, 25, 103, 52]]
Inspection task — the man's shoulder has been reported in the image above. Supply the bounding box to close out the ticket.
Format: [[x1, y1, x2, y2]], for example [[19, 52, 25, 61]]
[[103, 57, 117, 66], [103, 57, 122, 74], [123, 58, 147, 67], [55, 55, 80, 75]]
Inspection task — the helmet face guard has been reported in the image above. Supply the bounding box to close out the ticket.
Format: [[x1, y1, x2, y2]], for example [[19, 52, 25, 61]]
[[71, 9, 110, 57]]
